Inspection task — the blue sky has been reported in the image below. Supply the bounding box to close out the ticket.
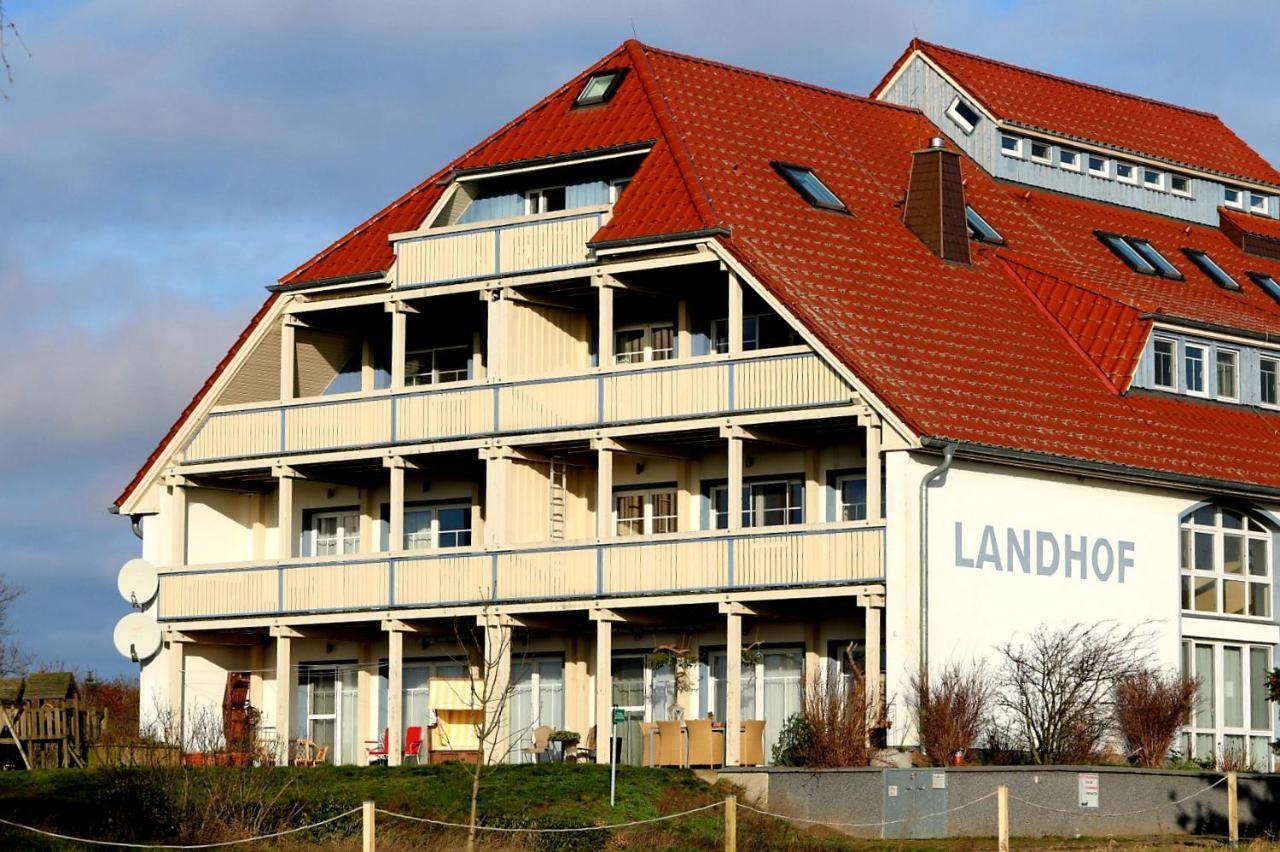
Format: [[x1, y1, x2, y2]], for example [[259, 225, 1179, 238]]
[[3, 0, 1279, 677]]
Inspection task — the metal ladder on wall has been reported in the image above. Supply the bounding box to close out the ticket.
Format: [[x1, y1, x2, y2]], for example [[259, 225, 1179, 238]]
[[548, 458, 568, 541]]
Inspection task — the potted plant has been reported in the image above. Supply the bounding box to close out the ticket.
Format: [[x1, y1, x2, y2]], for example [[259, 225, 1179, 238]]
[[548, 730, 580, 761]]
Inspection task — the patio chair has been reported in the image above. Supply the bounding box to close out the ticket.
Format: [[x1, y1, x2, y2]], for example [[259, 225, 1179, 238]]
[[655, 720, 685, 767], [522, 725, 552, 762], [574, 726, 597, 763], [638, 721, 658, 767], [291, 739, 327, 767], [740, 720, 766, 767], [365, 728, 388, 765], [685, 719, 722, 768], [403, 726, 424, 765]]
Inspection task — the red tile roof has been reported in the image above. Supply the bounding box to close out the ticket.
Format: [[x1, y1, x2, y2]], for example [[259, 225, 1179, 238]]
[[117, 40, 1280, 509], [1219, 204, 1280, 243], [876, 40, 1280, 188]]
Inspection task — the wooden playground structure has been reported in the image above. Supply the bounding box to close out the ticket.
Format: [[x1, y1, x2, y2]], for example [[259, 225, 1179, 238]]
[[0, 673, 107, 769]]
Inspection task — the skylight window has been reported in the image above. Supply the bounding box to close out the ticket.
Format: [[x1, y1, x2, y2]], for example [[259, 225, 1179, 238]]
[[1115, 162, 1138, 185], [1248, 272, 1280, 305], [1058, 148, 1082, 172], [772, 162, 847, 212], [1096, 232, 1156, 275], [1000, 134, 1023, 158], [575, 69, 626, 106], [1087, 155, 1110, 178], [946, 96, 981, 134], [1184, 249, 1241, 291], [1128, 238, 1183, 279], [965, 206, 1004, 244], [1029, 141, 1052, 164]]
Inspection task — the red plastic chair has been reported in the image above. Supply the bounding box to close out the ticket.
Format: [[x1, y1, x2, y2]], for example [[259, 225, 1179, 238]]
[[365, 728, 388, 765], [404, 726, 424, 765]]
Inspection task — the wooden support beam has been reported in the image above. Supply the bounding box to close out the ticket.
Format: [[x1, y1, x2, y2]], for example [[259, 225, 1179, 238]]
[[591, 437, 692, 460]]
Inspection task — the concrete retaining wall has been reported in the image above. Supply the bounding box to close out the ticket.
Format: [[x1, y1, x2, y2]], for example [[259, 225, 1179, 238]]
[[719, 766, 1280, 839]]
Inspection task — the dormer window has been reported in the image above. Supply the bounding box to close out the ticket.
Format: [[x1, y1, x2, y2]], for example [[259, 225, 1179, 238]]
[[1170, 175, 1192, 197], [575, 69, 626, 106], [1096, 232, 1181, 279], [1184, 249, 1241, 291], [1142, 168, 1165, 191], [525, 186, 567, 215], [965, 205, 1004, 244], [1000, 134, 1023, 158], [945, 96, 981, 134], [1058, 148, 1082, 172], [1250, 193, 1270, 215], [1115, 162, 1138, 185], [1225, 188, 1245, 209], [772, 162, 847, 212], [1087, 155, 1110, 178], [1029, 141, 1052, 164], [1248, 272, 1280, 305]]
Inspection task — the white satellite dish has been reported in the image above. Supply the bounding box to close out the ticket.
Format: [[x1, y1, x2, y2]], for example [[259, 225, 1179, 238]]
[[117, 558, 158, 606], [113, 613, 163, 662]]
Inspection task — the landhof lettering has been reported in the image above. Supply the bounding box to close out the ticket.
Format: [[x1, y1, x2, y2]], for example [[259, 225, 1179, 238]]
[[953, 522, 1134, 583]]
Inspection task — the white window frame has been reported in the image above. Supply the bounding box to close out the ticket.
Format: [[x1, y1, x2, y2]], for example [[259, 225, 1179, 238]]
[[525, 186, 567, 215], [1029, 140, 1053, 165], [1170, 174, 1193, 197], [1142, 168, 1166, 191], [609, 178, 630, 203], [1215, 348, 1240, 401], [312, 510, 360, 557], [612, 488, 678, 536], [405, 344, 470, 387], [1058, 147, 1082, 172], [945, 96, 980, 134], [1180, 506, 1272, 620], [1182, 640, 1274, 771], [403, 503, 472, 551], [834, 473, 867, 522], [999, 133, 1024, 159], [1115, 161, 1139, 185], [1261, 356, 1280, 407], [1250, 193, 1270, 215], [1152, 336, 1178, 390], [1224, 187, 1245, 210], [614, 322, 675, 365], [1086, 154, 1110, 178], [1184, 342, 1208, 397]]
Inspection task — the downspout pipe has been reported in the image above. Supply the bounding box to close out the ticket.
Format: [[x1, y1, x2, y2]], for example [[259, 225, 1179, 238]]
[[917, 442, 956, 680]]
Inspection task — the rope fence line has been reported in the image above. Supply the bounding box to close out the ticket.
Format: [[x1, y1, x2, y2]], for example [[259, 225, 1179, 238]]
[[1008, 776, 1226, 818], [376, 800, 725, 833], [736, 790, 998, 829], [0, 807, 361, 849]]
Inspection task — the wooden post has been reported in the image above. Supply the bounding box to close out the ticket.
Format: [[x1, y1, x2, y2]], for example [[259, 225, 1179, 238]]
[[273, 630, 293, 766], [865, 418, 882, 523], [1228, 771, 1239, 846], [596, 445, 613, 539], [727, 272, 744, 356], [997, 785, 1009, 852], [280, 317, 296, 401], [387, 459, 405, 555], [362, 799, 376, 852], [592, 613, 613, 765], [389, 303, 407, 390], [725, 794, 737, 852], [724, 607, 742, 767], [597, 277, 615, 368], [386, 627, 404, 766]]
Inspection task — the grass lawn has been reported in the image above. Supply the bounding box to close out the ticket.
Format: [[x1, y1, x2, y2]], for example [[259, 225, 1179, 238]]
[[0, 764, 1269, 850]]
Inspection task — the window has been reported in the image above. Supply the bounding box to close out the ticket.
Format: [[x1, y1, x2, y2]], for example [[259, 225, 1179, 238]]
[[1029, 141, 1052, 164], [1184, 343, 1207, 395], [1216, 349, 1239, 401], [1249, 271, 1280, 306], [1128, 238, 1183, 279], [609, 178, 630, 203], [1143, 168, 1165, 191], [1184, 249, 1241, 291], [835, 474, 867, 521], [1182, 640, 1273, 770], [708, 479, 804, 529], [945, 96, 981, 134], [711, 313, 799, 354], [772, 162, 847, 212], [613, 489, 676, 536], [1180, 505, 1271, 619], [1225, 187, 1244, 209], [965, 205, 1004, 244], [1170, 174, 1192, 197], [313, 511, 360, 557], [1115, 162, 1138, 184], [1000, 134, 1023, 158], [525, 186, 566, 214], [403, 504, 471, 550], [614, 323, 674, 364], [575, 69, 625, 106], [406, 345, 469, 386], [1153, 337, 1177, 389], [1261, 356, 1279, 406], [1251, 193, 1270, 215], [1058, 147, 1081, 171], [1097, 232, 1156, 275], [1087, 155, 1110, 178]]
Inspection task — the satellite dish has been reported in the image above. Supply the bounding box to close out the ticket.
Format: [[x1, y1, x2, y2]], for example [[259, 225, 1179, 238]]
[[117, 559, 158, 606], [113, 613, 163, 662]]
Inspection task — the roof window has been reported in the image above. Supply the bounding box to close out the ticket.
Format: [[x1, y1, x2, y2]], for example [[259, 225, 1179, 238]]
[[1184, 249, 1241, 291], [772, 162, 847, 212], [945, 96, 981, 134], [1248, 272, 1280, 305], [1096, 232, 1182, 277], [575, 69, 626, 106], [965, 206, 1004, 245]]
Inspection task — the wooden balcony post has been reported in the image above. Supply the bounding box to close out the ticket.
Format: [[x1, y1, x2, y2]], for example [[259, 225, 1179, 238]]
[[481, 448, 507, 547], [485, 290, 506, 381], [271, 627, 294, 766], [676, 298, 691, 359], [385, 622, 405, 766], [389, 303, 408, 390], [858, 590, 886, 745], [726, 430, 744, 531], [865, 417, 882, 523], [386, 458, 405, 554], [804, 449, 823, 525], [591, 610, 617, 765], [356, 641, 375, 756], [165, 632, 186, 749], [596, 276, 615, 368], [360, 337, 375, 393], [274, 467, 297, 560], [596, 444, 614, 539], [280, 317, 297, 401], [727, 272, 744, 356], [480, 615, 513, 764], [166, 474, 187, 568], [724, 604, 743, 766]]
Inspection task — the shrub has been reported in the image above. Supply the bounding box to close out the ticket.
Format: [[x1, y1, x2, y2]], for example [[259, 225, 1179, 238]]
[[1113, 669, 1197, 768], [908, 662, 993, 766], [771, 713, 813, 767]]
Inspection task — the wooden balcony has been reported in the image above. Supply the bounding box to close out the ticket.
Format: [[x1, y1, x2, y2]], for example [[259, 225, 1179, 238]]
[[154, 523, 885, 622], [392, 206, 609, 288], [181, 349, 856, 464]]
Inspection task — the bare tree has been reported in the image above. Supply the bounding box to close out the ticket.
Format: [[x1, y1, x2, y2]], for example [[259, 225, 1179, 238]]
[[0, 575, 31, 676], [909, 661, 994, 766], [1113, 668, 1196, 768], [0, 1, 29, 101], [995, 621, 1147, 765]]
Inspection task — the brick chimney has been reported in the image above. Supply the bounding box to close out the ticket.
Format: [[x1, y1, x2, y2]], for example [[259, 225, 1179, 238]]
[[903, 137, 971, 265]]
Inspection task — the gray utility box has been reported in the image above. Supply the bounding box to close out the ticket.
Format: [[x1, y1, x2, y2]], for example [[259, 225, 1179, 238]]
[[883, 768, 948, 839]]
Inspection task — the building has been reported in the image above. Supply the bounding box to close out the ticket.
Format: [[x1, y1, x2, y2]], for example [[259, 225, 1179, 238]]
[[111, 39, 1280, 769]]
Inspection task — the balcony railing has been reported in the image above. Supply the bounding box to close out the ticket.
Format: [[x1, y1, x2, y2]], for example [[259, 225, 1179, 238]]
[[182, 349, 855, 464], [392, 206, 609, 288], [154, 523, 885, 621]]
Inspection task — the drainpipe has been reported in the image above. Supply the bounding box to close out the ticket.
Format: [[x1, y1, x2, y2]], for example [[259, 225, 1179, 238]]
[[917, 442, 956, 679]]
